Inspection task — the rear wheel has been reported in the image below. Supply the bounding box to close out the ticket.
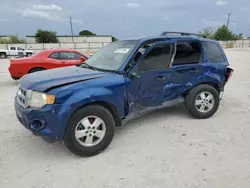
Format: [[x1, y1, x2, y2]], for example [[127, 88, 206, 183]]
[[11, 76, 20, 80], [64, 105, 115, 157], [29, 68, 45, 73], [185, 84, 220, 119], [0, 53, 7, 59]]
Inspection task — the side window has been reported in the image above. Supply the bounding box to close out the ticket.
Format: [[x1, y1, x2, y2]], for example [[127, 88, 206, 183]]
[[202, 42, 225, 62], [49, 52, 60, 59], [10, 47, 16, 50], [73, 53, 82, 60], [17, 47, 24, 51], [139, 44, 172, 72], [124, 42, 156, 72], [60, 52, 81, 60], [173, 41, 201, 65], [134, 43, 154, 62]]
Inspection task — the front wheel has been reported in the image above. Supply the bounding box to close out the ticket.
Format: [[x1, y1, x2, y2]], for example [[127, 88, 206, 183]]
[[0, 53, 7, 59], [185, 85, 220, 119], [64, 105, 115, 157]]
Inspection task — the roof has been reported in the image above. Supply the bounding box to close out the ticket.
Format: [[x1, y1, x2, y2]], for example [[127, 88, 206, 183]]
[[34, 48, 89, 58], [119, 35, 217, 43], [40, 48, 81, 53]]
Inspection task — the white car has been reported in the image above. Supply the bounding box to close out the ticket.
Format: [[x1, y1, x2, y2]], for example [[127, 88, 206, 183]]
[[0, 46, 33, 59]]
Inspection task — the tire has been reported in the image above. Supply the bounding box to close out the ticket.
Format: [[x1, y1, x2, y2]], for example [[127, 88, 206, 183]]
[[29, 68, 45, 73], [26, 53, 32, 57], [0, 53, 7, 59], [64, 104, 115, 157], [185, 84, 220, 119], [11, 76, 20, 80]]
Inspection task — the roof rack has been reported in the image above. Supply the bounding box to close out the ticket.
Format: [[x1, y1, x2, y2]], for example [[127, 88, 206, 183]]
[[161, 31, 206, 38]]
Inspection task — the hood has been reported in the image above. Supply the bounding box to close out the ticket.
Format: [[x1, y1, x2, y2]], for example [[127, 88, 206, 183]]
[[19, 66, 107, 92]]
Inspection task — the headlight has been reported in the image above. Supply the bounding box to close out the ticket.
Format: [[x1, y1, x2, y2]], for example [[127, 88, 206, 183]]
[[28, 91, 55, 108]]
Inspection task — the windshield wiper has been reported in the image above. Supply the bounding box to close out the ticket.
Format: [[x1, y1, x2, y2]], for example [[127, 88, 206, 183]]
[[94, 67, 124, 74], [78, 63, 123, 74], [78, 63, 98, 71]]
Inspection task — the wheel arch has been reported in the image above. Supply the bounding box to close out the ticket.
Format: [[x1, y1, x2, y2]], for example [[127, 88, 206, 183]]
[[195, 82, 220, 92], [71, 101, 122, 127], [28, 67, 46, 73], [184, 81, 221, 96]]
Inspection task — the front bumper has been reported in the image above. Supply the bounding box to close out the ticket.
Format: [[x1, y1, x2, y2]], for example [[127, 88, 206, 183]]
[[14, 97, 71, 141]]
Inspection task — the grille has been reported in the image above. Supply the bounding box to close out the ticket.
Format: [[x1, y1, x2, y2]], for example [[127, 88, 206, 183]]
[[17, 85, 28, 108]]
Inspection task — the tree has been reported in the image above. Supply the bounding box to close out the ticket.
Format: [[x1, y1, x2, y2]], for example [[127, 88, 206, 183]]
[[213, 25, 233, 41], [199, 25, 243, 41], [232, 33, 243, 40], [112, 36, 117, 42], [213, 25, 242, 41], [0, 35, 24, 44], [79, 30, 96, 36], [35, 29, 59, 43], [9, 36, 24, 43], [199, 27, 214, 39]]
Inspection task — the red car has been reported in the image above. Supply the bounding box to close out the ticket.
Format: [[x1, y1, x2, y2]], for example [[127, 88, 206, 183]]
[[9, 49, 88, 80]]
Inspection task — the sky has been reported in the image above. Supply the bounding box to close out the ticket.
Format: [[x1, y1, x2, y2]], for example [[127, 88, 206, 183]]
[[0, 0, 249, 39]]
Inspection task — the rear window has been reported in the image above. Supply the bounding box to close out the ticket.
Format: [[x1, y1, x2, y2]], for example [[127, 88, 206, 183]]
[[202, 42, 225, 62], [49, 52, 60, 59]]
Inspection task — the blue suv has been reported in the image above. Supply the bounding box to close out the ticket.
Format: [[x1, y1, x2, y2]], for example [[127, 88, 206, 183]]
[[14, 32, 233, 156]]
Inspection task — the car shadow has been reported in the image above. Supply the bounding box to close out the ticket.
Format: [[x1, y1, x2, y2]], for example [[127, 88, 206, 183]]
[[115, 104, 191, 135], [0, 79, 18, 87], [15, 105, 191, 159]]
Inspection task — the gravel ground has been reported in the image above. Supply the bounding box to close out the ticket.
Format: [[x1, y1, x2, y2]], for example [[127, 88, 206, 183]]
[[0, 49, 250, 188]]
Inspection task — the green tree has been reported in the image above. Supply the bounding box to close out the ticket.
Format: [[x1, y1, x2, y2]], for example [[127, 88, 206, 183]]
[[112, 36, 117, 42], [213, 25, 242, 41], [199, 27, 214, 39], [9, 36, 24, 43], [213, 25, 233, 41], [0, 35, 24, 44], [35, 29, 59, 43], [79, 30, 96, 36], [232, 33, 243, 40]]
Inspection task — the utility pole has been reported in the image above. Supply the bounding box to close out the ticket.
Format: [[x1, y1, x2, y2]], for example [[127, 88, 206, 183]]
[[69, 17, 76, 48], [226, 13, 231, 28]]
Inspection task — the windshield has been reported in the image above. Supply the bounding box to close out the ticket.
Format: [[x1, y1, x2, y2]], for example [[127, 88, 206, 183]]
[[82, 40, 138, 71]]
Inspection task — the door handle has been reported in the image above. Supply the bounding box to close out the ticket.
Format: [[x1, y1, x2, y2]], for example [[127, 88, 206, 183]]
[[190, 68, 198, 72], [156, 76, 166, 80], [176, 68, 198, 73]]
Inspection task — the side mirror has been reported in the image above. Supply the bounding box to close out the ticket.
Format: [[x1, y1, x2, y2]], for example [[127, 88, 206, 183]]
[[130, 72, 140, 78]]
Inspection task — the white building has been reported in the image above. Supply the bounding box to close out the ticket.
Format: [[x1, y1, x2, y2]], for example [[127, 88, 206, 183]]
[[25, 35, 113, 43]]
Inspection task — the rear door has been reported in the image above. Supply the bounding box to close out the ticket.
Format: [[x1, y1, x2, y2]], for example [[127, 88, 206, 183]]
[[170, 39, 204, 98]]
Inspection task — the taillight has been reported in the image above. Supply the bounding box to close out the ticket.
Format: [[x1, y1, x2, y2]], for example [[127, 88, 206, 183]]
[[226, 67, 234, 82]]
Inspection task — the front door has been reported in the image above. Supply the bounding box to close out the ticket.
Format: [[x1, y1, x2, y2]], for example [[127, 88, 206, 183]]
[[125, 41, 175, 113]]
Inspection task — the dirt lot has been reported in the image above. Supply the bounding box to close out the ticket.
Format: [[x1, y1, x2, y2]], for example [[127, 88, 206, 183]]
[[0, 49, 250, 188]]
